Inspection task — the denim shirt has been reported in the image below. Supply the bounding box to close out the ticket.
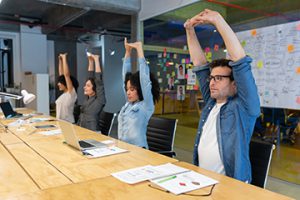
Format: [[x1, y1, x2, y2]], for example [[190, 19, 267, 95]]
[[118, 58, 154, 148], [192, 56, 260, 182]]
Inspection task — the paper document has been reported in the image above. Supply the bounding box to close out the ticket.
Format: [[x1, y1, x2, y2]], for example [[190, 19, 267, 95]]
[[150, 171, 218, 195], [83, 146, 128, 158], [37, 129, 61, 135], [111, 163, 189, 184]]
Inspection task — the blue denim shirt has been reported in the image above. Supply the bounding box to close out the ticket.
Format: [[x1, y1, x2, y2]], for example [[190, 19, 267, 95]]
[[192, 56, 260, 182], [118, 58, 154, 148]]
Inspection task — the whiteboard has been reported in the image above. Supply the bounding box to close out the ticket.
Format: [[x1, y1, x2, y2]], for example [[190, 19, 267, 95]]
[[236, 21, 300, 110]]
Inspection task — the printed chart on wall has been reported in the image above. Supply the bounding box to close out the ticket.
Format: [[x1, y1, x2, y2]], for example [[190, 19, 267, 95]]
[[236, 21, 300, 110]]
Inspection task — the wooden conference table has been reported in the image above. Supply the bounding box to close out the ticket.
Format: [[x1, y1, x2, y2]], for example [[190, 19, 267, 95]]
[[0, 110, 293, 200]]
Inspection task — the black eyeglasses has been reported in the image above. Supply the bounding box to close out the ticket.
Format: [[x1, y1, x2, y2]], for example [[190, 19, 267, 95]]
[[207, 75, 232, 82], [148, 183, 216, 197]]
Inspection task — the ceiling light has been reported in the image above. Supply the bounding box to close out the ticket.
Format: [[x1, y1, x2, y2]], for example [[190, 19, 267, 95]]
[[109, 49, 115, 56]]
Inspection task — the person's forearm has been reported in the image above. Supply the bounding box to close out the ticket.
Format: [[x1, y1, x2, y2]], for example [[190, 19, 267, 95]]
[[186, 28, 206, 66], [58, 59, 63, 76], [214, 14, 245, 61], [124, 50, 131, 59], [62, 57, 70, 77], [88, 59, 94, 72], [94, 57, 101, 73], [136, 47, 144, 58]]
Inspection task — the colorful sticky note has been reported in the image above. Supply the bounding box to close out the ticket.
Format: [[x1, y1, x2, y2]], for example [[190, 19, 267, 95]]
[[166, 53, 170, 59], [214, 44, 219, 51], [193, 85, 199, 90], [157, 72, 160, 76], [251, 29, 257, 36], [157, 53, 162, 58], [163, 67, 167, 71], [171, 71, 176, 77], [173, 54, 177, 59], [296, 67, 300, 74], [207, 52, 212, 57], [166, 74, 170, 78], [181, 58, 186, 64], [158, 78, 162, 83], [163, 48, 167, 58], [296, 96, 300, 104], [257, 60, 263, 69], [204, 47, 210, 53], [241, 40, 246, 47], [287, 44, 294, 53], [185, 74, 188, 79], [185, 58, 190, 64]]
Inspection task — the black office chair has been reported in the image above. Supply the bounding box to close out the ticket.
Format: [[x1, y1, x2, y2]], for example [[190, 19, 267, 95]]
[[108, 113, 118, 139], [73, 104, 81, 124], [98, 111, 116, 136], [146, 116, 178, 157], [249, 139, 275, 188]]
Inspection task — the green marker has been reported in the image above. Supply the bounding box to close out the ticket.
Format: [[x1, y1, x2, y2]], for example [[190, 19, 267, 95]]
[[158, 175, 177, 183]]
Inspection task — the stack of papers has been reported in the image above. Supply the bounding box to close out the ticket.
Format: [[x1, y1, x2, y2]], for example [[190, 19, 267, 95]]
[[111, 163, 189, 184], [112, 163, 218, 195], [83, 146, 128, 158], [150, 170, 218, 195]]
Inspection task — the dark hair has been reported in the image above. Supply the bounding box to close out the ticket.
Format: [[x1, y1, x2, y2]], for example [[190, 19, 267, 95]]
[[57, 75, 79, 92], [210, 58, 234, 81], [125, 71, 160, 104], [86, 77, 96, 92]]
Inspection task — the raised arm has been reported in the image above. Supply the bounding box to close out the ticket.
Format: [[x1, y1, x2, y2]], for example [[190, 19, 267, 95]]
[[127, 41, 153, 108], [122, 38, 132, 99], [58, 55, 63, 76], [191, 9, 245, 61], [184, 19, 207, 66], [92, 54, 106, 105], [60, 53, 74, 93]]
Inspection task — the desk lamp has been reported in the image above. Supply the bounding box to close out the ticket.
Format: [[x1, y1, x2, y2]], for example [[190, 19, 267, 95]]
[[0, 90, 36, 104]]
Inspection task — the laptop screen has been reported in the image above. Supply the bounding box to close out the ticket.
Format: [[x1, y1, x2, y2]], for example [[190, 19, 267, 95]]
[[0, 102, 16, 118]]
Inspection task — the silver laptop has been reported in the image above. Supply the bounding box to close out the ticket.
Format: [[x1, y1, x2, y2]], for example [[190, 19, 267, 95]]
[[60, 121, 107, 151]]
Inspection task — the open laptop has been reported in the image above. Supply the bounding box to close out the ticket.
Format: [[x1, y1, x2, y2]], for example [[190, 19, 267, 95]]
[[60, 120, 107, 151], [0, 102, 23, 118]]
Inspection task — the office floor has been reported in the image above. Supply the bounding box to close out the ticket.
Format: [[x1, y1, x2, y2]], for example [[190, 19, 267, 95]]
[[157, 111, 300, 200]]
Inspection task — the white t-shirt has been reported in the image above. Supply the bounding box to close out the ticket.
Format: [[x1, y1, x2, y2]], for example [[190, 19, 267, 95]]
[[55, 88, 77, 123], [198, 102, 225, 174]]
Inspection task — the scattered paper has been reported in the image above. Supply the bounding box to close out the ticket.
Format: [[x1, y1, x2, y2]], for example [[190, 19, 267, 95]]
[[83, 146, 128, 158]]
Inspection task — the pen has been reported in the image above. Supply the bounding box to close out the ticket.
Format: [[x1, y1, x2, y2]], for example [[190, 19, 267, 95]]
[[158, 175, 177, 183]]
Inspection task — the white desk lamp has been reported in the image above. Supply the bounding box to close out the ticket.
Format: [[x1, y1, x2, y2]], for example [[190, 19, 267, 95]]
[[0, 90, 36, 104]]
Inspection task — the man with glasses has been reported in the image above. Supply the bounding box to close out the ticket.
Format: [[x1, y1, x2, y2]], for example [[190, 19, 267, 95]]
[[184, 9, 260, 182]]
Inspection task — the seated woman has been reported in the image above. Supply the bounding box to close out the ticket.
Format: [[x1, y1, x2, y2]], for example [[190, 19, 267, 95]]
[[78, 53, 106, 131], [56, 53, 79, 123], [118, 38, 160, 148]]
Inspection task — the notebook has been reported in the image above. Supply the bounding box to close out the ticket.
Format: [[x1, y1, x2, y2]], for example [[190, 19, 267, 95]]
[[60, 120, 107, 151], [0, 102, 23, 118]]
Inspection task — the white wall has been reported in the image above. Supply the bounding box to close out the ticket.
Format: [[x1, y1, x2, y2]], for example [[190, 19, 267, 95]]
[[139, 0, 199, 21], [20, 25, 47, 74]]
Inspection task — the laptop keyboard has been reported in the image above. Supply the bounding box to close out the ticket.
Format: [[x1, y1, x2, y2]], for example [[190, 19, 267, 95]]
[[79, 141, 94, 148]]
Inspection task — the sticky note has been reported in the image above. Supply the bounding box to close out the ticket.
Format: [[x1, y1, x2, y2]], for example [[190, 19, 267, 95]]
[[297, 67, 300, 74], [241, 40, 246, 47], [251, 29, 257, 36], [157, 72, 160, 76], [172, 71, 175, 77], [173, 54, 177, 59], [181, 58, 186, 64], [204, 47, 210, 53], [257, 60, 263, 69], [158, 78, 162, 83], [166, 74, 170, 78], [287, 44, 294, 53], [163, 67, 167, 71], [185, 58, 190, 64], [296, 96, 300, 104], [207, 52, 212, 57], [185, 74, 188, 79], [214, 44, 219, 51]]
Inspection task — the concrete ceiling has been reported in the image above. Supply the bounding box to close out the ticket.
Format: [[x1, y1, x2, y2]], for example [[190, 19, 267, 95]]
[[0, 0, 139, 41]]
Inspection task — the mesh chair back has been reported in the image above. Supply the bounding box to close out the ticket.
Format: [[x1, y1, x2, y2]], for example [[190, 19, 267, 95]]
[[146, 116, 177, 155], [249, 139, 275, 188]]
